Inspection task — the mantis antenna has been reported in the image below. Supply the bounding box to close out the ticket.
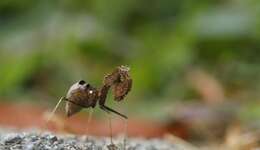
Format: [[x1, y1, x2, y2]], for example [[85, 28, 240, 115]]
[[46, 97, 64, 124]]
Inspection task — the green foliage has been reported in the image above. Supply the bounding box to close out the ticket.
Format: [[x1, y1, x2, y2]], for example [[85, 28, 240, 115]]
[[0, 0, 259, 118]]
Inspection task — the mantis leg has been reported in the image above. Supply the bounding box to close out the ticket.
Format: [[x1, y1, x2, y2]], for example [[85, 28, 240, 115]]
[[100, 105, 128, 119], [86, 108, 94, 142]]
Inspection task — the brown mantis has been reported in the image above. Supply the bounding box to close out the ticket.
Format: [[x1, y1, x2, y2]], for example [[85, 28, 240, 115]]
[[46, 65, 132, 148]]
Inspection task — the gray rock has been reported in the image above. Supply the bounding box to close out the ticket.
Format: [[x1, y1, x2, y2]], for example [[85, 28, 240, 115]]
[[3, 133, 23, 145], [0, 130, 179, 150]]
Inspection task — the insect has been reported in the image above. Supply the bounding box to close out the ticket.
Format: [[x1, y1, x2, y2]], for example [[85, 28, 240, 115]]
[[64, 65, 132, 119], [46, 66, 132, 148]]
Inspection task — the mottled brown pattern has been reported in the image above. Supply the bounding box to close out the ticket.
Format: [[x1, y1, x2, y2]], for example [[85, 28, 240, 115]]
[[104, 66, 132, 101], [64, 65, 132, 119]]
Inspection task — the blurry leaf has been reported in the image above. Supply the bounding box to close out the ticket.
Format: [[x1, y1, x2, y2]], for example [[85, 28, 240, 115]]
[[0, 52, 42, 95], [192, 6, 257, 38]]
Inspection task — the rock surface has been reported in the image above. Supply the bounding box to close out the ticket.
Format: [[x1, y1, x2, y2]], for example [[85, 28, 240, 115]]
[[0, 130, 179, 150]]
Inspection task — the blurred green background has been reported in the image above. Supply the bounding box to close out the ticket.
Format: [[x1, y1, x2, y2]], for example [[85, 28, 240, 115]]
[[0, 0, 260, 132]]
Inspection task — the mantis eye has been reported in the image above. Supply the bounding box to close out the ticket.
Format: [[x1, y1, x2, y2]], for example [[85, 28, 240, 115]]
[[78, 80, 86, 85], [86, 83, 90, 88]]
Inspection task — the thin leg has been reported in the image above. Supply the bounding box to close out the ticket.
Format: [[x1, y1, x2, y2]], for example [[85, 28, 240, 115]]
[[108, 113, 113, 144], [100, 105, 128, 119], [123, 118, 128, 150], [86, 108, 94, 142], [100, 106, 114, 144], [102, 109, 114, 145], [100, 105, 129, 148]]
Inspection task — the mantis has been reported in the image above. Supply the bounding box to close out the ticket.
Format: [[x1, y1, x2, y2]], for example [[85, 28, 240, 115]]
[[46, 66, 132, 148]]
